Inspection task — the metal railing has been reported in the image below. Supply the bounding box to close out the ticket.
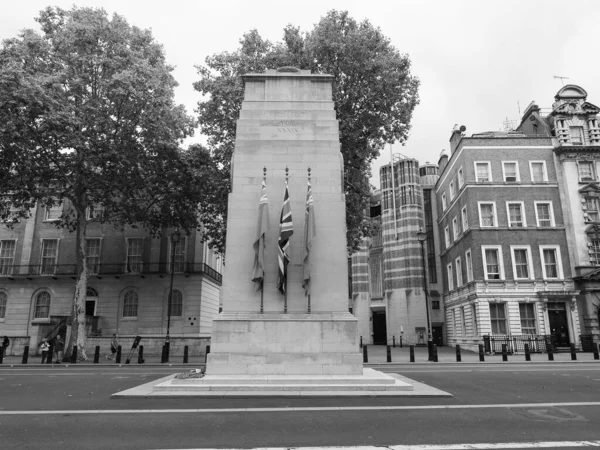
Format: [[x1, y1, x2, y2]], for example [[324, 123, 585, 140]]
[[0, 262, 222, 283], [483, 334, 553, 354]]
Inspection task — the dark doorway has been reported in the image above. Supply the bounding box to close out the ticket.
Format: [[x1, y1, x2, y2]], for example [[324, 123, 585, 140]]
[[372, 311, 387, 345], [432, 325, 444, 347], [85, 300, 96, 316], [548, 302, 570, 347]]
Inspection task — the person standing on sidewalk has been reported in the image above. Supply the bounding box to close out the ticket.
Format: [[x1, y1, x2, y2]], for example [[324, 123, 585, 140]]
[[40, 338, 50, 364], [107, 334, 119, 360], [54, 335, 64, 363], [2, 336, 9, 355]]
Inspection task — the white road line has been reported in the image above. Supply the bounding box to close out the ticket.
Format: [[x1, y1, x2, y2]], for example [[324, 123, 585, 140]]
[[2, 401, 600, 415], [153, 443, 600, 450]]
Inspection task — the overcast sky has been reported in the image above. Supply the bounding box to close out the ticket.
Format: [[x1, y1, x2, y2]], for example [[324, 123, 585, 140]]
[[3, 0, 600, 187]]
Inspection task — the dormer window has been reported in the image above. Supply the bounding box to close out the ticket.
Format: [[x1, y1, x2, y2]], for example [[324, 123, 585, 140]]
[[570, 126, 584, 145], [578, 161, 595, 182]]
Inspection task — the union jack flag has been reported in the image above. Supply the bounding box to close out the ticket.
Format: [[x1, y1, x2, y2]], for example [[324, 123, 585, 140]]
[[302, 179, 315, 296], [277, 181, 293, 295], [252, 179, 269, 291]]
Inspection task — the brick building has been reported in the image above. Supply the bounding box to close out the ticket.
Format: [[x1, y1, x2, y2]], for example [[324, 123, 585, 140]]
[[0, 202, 222, 357]]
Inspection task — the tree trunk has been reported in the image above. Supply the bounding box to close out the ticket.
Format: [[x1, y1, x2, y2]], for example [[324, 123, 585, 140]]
[[65, 211, 89, 361]]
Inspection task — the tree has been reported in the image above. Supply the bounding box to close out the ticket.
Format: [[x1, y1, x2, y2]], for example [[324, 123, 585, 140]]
[[194, 10, 420, 252], [0, 6, 215, 360]]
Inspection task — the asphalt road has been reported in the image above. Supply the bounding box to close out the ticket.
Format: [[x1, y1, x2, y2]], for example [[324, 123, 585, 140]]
[[1, 362, 600, 449]]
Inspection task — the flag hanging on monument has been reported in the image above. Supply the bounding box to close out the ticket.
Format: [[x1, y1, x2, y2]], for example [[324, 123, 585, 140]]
[[302, 179, 315, 296], [277, 181, 293, 295], [252, 179, 270, 291]]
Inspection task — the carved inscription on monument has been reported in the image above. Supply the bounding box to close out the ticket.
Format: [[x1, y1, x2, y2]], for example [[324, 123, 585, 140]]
[[263, 120, 303, 133]]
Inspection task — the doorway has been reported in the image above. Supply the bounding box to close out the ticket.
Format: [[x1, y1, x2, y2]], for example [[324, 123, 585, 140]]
[[432, 325, 444, 347], [547, 302, 570, 347], [372, 311, 387, 345]]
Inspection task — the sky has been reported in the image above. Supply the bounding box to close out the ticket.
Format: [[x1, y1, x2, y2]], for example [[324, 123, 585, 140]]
[[3, 0, 600, 187]]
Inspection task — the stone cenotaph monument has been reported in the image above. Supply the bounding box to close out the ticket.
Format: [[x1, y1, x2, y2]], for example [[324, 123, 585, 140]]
[[149, 68, 416, 395]]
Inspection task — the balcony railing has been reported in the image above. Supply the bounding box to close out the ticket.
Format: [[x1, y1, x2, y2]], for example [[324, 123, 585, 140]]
[[0, 262, 222, 284], [483, 334, 553, 354]]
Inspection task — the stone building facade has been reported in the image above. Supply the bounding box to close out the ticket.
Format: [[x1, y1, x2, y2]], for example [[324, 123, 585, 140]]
[[0, 201, 222, 357]]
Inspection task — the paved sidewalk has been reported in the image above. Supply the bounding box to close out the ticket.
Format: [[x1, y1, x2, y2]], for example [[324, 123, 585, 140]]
[[0, 353, 206, 366]]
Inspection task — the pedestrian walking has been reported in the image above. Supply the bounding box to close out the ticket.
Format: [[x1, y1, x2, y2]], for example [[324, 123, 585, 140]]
[[54, 335, 64, 363], [107, 334, 119, 360], [40, 338, 50, 364]]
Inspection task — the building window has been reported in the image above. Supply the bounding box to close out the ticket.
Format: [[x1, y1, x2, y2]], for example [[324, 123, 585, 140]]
[[482, 246, 503, 280], [461, 206, 468, 233], [578, 161, 595, 182], [530, 161, 548, 182], [570, 126, 584, 145], [502, 161, 519, 182], [489, 303, 507, 335], [170, 238, 186, 273], [475, 162, 492, 182], [445, 226, 450, 249], [442, 193, 447, 211], [458, 167, 464, 188], [168, 289, 183, 317], [590, 233, 600, 266], [126, 238, 143, 273], [86, 204, 105, 220], [540, 245, 562, 279], [585, 196, 600, 222], [465, 249, 473, 282], [519, 303, 536, 335], [478, 202, 497, 227], [122, 290, 138, 318], [86, 239, 101, 274], [507, 202, 526, 228], [0, 240, 16, 275], [455, 257, 462, 287], [452, 217, 459, 240], [369, 253, 383, 299], [511, 246, 533, 280], [460, 306, 466, 335], [44, 204, 62, 221], [40, 239, 58, 275], [0, 292, 6, 319], [449, 181, 456, 201], [432, 300, 440, 310], [447, 263, 454, 290], [535, 202, 555, 227], [34, 291, 51, 319], [472, 304, 478, 336]]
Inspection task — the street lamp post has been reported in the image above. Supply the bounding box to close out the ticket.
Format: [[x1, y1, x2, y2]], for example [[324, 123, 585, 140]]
[[164, 228, 180, 363], [416, 227, 433, 361]]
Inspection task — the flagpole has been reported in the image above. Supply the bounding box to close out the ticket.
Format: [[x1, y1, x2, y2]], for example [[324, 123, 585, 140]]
[[260, 167, 266, 314], [307, 167, 311, 314], [284, 167, 289, 314]]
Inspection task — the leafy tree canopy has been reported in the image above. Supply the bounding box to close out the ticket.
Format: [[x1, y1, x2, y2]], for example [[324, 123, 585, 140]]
[[194, 10, 419, 252], [0, 6, 219, 359]]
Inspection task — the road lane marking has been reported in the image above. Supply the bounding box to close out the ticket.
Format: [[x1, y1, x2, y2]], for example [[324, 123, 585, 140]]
[[2, 401, 600, 415], [152, 443, 600, 450]]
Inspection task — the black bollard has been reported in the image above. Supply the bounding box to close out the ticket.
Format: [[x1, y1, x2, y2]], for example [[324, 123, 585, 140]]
[[160, 344, 167, 364], [478, 344, 485, 362], [433, 344, 438, 362], [183, 345, 189, 364], [93, 346, 100, 364], [409, 345, 415, 363], [116, 345, 122, 364], [392, 336, 396, 348], [138, 345, 145, 364], [363, 345, 368, 363], [0, 346, 3, 364], [47, 344, 54, 364], [548, 343, 554, 361], [400, 336, 403, 348], [456, 345, 462, 362], [571, 343, 577, 361], [22, 345, 29, 364], [502, 344, 508, 362], [205, 345, 211, 363], [386, 345, 392, 363], [70, 346, 77, 364], [593, 343, 600, 361], [524, 343, 531, 362]]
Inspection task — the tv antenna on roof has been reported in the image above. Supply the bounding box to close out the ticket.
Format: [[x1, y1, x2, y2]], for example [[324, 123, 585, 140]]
[[554, 76, 569, 86]]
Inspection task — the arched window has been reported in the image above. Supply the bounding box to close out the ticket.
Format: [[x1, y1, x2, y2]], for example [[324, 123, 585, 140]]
[[86, 287, 98, 297], [34, 291, 51, 319], [168, 290, 183, 317], [122, 291, 138, 318], [0, 292, 7, 319]]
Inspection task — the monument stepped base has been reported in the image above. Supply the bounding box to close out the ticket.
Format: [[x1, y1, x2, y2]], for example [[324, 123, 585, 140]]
[[111, 368, 453, 398]]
